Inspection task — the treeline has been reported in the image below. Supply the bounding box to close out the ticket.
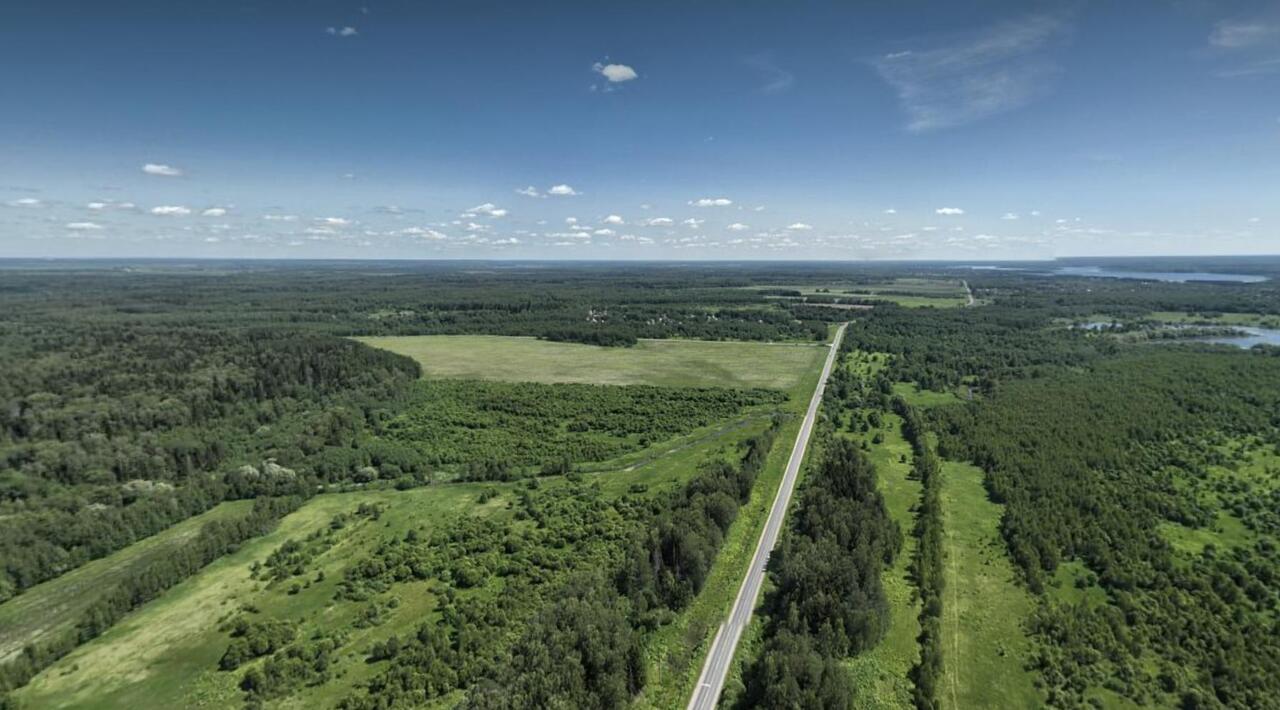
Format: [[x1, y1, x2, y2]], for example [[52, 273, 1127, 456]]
[[895, 399, 946, 710], [0, 496, 302, 699], [475, 422, 784, 708], [333, 424, 783, 709], [740, 436, 901, 709], [0, 324, 421, 601], [385, 380, 783, 474], [933, 350, 1280, 707]]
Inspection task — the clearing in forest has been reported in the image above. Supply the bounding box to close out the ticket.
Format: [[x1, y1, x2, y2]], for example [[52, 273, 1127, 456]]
[[938, 459, 1040, 710], [357, 334, 826, 390]]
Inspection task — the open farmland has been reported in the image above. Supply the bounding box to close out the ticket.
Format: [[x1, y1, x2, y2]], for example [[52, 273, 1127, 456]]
[[356, 334, 827, 390]]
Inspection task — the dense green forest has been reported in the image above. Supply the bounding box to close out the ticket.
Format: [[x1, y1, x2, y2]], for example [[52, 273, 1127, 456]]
[[5, 258, 1280, 709]]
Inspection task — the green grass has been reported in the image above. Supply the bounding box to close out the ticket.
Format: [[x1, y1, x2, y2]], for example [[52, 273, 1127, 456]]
[[938, 459, 1041, 710], [892, 382, 965, 408], [843, 410, 921, 709], [13, 401, 791, 709], [356, 335, 827, 390], [0, 500, 254, 664], [754, 279, 970, 308]]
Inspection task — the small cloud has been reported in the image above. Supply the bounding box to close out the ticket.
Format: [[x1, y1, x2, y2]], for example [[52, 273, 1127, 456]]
[[263, 214, 299, 221], [744, 52, 795, 94], [65, 221, 103, 231], [644, 217, 674, 226], [883, 208, 897, 214], [201, 207, 228, 217], [1248, 216, 1261, 223], [936, 207, 965, 216], [1001, 212, 1019, 220], [398, 226, 448, 240], [593, 62, 638, 83], [548, 184, 579, 196], [1030, 210, 1042, 216], [142, 163, 183, 177], [319, 216, 352, 226], [682, 218, 705, 227], [8, 197, 42, 207], [593, 228, 615, 236], [690, 197, 733, 207], [787, 222, 814, 231], [1209, 20, 1277, 49], [565, 216, 578, 225], [465, 203, 508, 218], [727, 223, 750, 231], [150, 205, 191, 216], [516, 186, 541, 197], [327, 26, 359, 37], [603, 214, 624, 225], [492, 237, 520, 245]]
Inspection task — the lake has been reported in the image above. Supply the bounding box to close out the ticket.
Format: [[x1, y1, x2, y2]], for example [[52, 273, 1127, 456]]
[[1054, 266, 1268, 283], [1199, 328, 1280, 348]]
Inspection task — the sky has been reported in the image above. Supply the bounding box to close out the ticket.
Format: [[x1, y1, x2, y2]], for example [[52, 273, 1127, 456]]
[[1, 0, 1278, 260]]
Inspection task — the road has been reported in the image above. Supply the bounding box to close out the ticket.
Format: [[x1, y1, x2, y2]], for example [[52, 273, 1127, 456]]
[[962, 279, 975, 306], [686, 322, 847, 710]]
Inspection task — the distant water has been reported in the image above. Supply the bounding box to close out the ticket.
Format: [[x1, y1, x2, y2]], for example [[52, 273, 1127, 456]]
[[1199, 327, 1280, 348], [1054, 266, 1267, 283]]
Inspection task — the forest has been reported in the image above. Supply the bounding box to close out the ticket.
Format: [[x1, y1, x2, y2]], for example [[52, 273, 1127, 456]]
[[4, 257, 1280, 709]]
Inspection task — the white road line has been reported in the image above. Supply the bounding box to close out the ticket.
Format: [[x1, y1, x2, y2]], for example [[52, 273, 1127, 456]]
[[686, 323, 847, 710]]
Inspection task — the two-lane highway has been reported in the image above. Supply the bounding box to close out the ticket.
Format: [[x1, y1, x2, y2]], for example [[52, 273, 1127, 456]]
[[687, 322, 847, 710]]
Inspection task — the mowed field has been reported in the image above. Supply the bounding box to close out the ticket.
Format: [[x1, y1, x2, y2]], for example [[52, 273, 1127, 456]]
[[356, 334, 827, 390]]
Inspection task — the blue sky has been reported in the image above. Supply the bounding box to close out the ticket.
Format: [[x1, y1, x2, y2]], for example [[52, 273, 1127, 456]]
[[2, 0, 1278, 259]]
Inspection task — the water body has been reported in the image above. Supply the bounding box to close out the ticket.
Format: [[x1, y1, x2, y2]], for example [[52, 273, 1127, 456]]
[[1198, 327, 1280, 348], [1054, 266, 1267, 283]]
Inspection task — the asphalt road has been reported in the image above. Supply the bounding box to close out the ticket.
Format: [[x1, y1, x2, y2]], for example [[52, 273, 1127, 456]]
[[686, 322, 848, 710]]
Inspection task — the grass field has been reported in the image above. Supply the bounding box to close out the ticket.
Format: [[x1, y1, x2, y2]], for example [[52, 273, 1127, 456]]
[[14, 416, 771, 709], [755, 278, 970, 308], [844, 409, 921, 709], [892, 382, 965, 408], [938, 459, 1040, 710], [0, 500, 254, 664], [13, 336, 832, 709], [356, 335, 826, 390]]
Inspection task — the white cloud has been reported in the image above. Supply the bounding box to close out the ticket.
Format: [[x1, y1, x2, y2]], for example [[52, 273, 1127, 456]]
[[787, 222, 814, 231], [690, 197, 733, 207], [8, 197, 42, 207], [150, 205, 191, 216], [263, 214, 299, 222], [492, 237, 520, 245], [516, 186, 541, 197], [682, 218, 704, 227], [142, 163, 183, 177], [883, 208, 897, 214], [936, 207, 965, 215], [319, 216, 352, 226], [727, 223, 750, 231], [327, 26, 358, 37], [1001, 212, 1019, 220], [465, 203, 508, 218], [65, 221, 103, 231], [592, 62, 638, 83], [1030, 210, 1042, 216], [398, 226, 448, 240], [603, 214, 624, 225], [873, 14, 1069, 131], [465, 221, 490, 233], [593, 228, 615, 236], [565, 217, 578, 224], [201, 207, 228, 217], [87, 201, 107, 210], [1210, 20, 1277, 49], [644, 217, 674, 227], [548, 184, 579, 196]]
